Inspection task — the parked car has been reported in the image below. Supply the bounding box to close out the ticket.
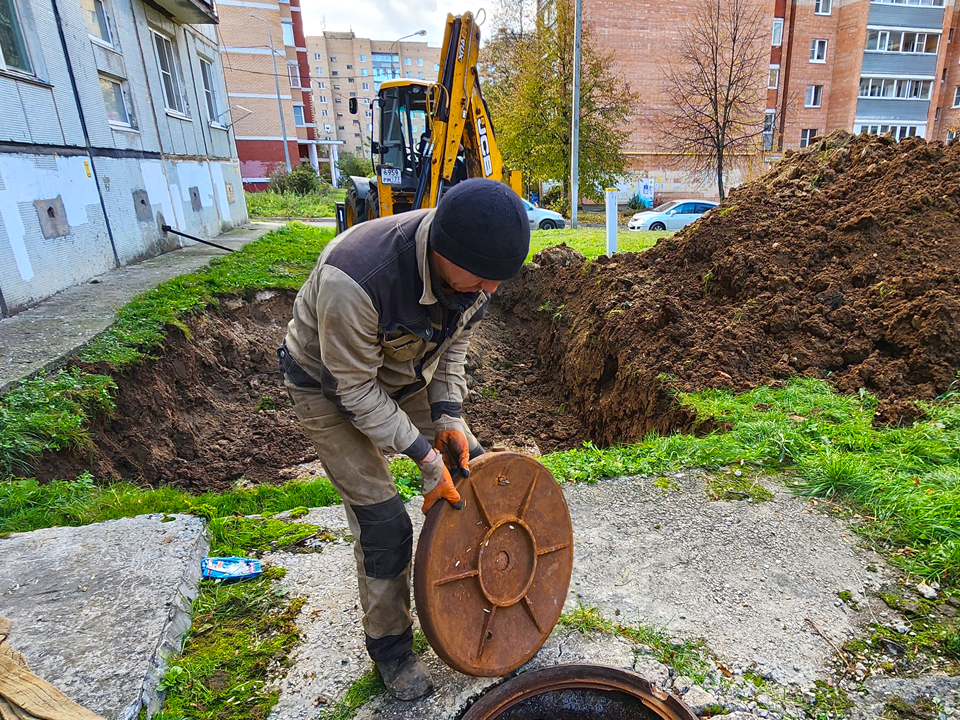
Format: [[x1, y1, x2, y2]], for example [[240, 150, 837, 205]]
[[628, 200, 718, 231], [523, 198, 566, 230]]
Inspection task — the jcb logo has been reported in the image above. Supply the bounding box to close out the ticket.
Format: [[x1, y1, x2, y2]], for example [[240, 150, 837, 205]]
[[476, 116, 493, 176], [457, 37, 465, 62]]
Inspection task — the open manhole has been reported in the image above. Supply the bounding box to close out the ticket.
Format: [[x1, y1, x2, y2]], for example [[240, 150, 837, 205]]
[[461, 665, 698, 720]]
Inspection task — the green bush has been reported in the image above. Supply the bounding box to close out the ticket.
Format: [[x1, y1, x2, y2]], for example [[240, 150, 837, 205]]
[[336, 152, 374, 187], [268, 162, 323, 195], [627, 193, 648, 211]]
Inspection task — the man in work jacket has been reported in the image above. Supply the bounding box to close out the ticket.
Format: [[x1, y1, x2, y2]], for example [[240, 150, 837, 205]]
[[279, 179, 530, 700]]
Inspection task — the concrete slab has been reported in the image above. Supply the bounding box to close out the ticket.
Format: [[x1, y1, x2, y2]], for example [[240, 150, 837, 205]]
[[0, 222, 283, 393], [0, 514, 208, 720]]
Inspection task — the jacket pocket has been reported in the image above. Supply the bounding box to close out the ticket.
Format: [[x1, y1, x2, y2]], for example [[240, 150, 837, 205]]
[[382, 333, 424, 361]]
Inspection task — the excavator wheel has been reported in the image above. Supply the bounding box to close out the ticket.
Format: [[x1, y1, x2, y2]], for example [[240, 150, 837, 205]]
[[365, 184, 380, 221], [344, 187, 363, 228]]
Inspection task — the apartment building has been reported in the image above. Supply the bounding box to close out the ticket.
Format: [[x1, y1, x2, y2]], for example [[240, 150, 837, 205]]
[[551, 0, 960, 199], [305, 32, 441, 157], [217, 0, 318, 187], [0, 0, 246, 316]]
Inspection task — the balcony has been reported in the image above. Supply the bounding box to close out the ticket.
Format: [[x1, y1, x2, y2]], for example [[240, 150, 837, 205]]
[[151, 0, 217, 25], [868, 3, 945, 30]]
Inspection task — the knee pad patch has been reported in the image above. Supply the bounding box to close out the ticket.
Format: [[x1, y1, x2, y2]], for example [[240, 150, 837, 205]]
[[353, 494, 413, 579]]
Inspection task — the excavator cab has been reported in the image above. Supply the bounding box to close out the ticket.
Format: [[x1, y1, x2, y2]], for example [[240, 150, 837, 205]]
[[336, 11, 521, 233]]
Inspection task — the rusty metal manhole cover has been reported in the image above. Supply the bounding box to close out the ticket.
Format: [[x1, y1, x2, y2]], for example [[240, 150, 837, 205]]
[[414, 452, 574, 677]]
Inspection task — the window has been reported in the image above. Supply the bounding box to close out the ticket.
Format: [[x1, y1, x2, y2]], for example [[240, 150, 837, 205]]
[[362, 81, 368, 89], [434, 63, 439, 71], [871, 0, 943, 5], [935, 106, 941, 120], [323, 123, 331, 131], [332, 70, 338, 76], [315, 65, 322, 75], [805, 84, 823, 107], [950, 28, 955, 43], [405, 57, 411, 65], [349, 91, 356, 96], [954, 86, 960, 107], [405, 71, 411, 78], [365, 109, 371, 117], [763, 110, 776, 150], [83, 0, 113, 45], [320, 108, 328, 116], [313, 52, 321, 60], [948, 129, 958, 144], [318, 94, 327, 102], [360, 53, 366, 62], [858, 77, 933, 99], [346, 63, 353, 69], [292, 105, 304, 126], [288, 62, 300, 88], [866, 29, 939, 53], [199, 57, 219, 121], [348, 77, 354, 82], [152, 31, 185, 114], [768, 65, 780, 89], [0, 0, 34, 74], [417, 72, 423, 79], [800, 129, 818, 147], [772, 18, 784, 46], [366, 122, 372, 131], [317, 81, 325, 89], [361, 68, 368, 76], [337, 124, 345, 130], [815, 0, 832, 14], [281, 21, 294, 47], [857, 123, 920, 140], [810, 39, 827, 62], [944, 68, 948, 82], [330, 56, 336, 62], [417, 57, 423, 66], [100, 75, 132, 125]]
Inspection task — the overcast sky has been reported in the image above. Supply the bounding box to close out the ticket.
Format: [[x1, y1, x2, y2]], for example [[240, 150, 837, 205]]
[[300, 1, 474, 46]]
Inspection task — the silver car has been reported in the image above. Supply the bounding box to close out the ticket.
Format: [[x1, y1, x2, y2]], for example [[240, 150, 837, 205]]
[[628, 199, 718, 231], [523, 198, 566, 230]]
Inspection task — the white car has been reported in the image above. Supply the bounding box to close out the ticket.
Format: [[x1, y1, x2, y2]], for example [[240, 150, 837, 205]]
[[628, 200, 718, 231], [522, 198, 566, 230]]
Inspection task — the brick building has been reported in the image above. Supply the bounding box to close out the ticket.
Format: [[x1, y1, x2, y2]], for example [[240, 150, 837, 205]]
[[551, 0, 960, 199], [0, 0, 246, 316], [217, 0, 318, 188], [305, 32, 441, 158]]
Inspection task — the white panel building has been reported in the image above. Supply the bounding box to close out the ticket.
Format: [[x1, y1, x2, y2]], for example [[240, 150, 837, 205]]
[[0, 0, 247, 316]]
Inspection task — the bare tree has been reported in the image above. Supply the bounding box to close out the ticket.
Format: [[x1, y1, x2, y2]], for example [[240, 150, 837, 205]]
[[659, 0, 769, 200]]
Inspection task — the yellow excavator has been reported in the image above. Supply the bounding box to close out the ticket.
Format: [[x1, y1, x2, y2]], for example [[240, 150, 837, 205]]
[[336, 11, 521, 232]]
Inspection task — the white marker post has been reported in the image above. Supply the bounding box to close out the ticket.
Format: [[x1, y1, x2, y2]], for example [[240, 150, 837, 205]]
[[605, 187, 618, 256]]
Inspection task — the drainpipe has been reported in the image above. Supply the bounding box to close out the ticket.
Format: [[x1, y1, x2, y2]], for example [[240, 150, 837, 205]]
[[778, 0, 799, 149], [50, 0, 121, 267]]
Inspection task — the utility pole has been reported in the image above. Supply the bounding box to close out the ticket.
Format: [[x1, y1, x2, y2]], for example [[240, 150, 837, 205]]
[[570, 0, 582, 229], [248, 14, 291, 172]]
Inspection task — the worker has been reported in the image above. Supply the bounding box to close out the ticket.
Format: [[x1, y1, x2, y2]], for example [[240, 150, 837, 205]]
[[278, 179, 530, 700]]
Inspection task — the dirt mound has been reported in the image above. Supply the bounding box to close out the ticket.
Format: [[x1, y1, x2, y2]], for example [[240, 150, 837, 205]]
[[500, 131, 960, 443]]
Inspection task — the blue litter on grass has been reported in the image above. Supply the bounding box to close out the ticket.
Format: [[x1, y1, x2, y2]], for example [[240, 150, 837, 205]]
[[201, 556, 262, 580]]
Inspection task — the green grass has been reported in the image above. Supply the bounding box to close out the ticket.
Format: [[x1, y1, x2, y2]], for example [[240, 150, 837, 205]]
[[558, 602, 712, 681], [0, 223, 333, 480], [245, 189, 345, 218], [527, 228, 668, 262]]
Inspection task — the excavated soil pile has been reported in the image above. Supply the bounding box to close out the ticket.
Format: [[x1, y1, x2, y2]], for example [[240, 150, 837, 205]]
[[500, 131, 960, 444]]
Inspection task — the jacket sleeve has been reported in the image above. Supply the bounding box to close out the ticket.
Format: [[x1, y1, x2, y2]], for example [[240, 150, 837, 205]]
[[315, 265, 431, 461], [427, 302, 485, 421]]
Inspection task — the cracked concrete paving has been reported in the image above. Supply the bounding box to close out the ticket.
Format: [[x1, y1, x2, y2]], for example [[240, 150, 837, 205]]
[[0, 514, 208, 720], [265, 469, 898, 720]]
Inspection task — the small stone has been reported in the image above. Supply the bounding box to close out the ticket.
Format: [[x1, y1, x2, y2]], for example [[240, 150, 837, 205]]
[[681, 685, 718, 715], [917, 582, 938, 600], [672, 675, 694, 694]]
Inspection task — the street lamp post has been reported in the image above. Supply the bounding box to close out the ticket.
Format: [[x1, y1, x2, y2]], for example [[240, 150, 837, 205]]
[[391, 29, 426, 79], [248, 13, 291, 172]]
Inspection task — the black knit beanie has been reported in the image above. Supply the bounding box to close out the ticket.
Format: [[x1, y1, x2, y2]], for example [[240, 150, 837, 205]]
[[429, 179, 530, 281]]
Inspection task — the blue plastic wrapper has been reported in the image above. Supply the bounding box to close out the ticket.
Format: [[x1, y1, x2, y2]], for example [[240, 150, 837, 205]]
[[201, 556, 262, 580]]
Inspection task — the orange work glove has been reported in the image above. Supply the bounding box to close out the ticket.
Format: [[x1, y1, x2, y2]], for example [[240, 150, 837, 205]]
[[434, 415, 471, 478], [418, 449, 463, 514]]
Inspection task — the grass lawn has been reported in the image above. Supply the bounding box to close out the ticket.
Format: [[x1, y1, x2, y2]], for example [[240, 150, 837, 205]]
[[245, 188, 345, 218], [528, 228, 668, 262]]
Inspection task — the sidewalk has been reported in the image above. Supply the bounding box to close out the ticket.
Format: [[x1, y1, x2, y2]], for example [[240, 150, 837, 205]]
[[0, 221, 321, 394]]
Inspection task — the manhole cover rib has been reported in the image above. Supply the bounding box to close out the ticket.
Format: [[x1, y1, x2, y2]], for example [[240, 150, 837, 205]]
[[461, 665, 699, 720], [415, 452, 574, 677]]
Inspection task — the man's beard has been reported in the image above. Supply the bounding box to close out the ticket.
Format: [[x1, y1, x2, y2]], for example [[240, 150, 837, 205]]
[[431, 272, 480, 312]]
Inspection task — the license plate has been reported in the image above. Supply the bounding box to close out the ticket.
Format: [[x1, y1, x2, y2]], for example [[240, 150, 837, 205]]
[[380, 167, 401, 185]]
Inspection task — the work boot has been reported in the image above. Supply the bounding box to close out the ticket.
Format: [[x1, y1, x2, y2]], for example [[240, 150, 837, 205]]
[[376, 651, 434, 701]]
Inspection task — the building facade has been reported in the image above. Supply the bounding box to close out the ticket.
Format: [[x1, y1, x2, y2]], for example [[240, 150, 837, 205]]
[[556, 0, 960, 200], [305, 31, 441, 158], [217, 0, 318, 188], [0, 0, 246, 316]]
